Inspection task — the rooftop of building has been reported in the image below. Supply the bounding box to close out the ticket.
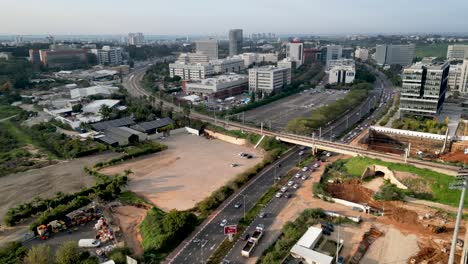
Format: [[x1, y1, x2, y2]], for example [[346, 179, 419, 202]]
[[188, 73, 248, 85], [250, 65, 288, 72], [406, 58, 449, 70]]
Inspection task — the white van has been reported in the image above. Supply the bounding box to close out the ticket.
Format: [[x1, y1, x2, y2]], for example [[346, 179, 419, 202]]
[[78, 239, 100, 248]]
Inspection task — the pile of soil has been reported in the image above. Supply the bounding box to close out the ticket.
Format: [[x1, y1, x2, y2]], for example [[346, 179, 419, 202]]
[[325, 180, 383, 208], [388, 207, 419, 226], [408, 246, 449, 264], [440, 151, 468, 164]]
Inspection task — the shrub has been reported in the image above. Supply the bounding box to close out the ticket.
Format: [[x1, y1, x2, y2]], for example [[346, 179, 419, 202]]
[[0, 241, 27, 264], [374, 180, 406, 201]]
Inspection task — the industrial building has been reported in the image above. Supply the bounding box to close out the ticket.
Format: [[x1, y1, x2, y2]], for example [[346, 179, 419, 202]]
[[184, 73, 248, 99], [400, 59, 450, 116], [70, 85, 119, 99], [31, 48, 89, 69], [248, 66, 291, 94], [131, 117, 174, 134], [375, 44, 415, 66]]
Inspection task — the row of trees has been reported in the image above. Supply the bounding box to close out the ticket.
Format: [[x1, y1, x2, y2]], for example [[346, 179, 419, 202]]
[[391, 116, 448, 135]]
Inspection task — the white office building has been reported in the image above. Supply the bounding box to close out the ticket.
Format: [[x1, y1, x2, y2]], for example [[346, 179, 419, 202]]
[[448, 63, 463, 92], [211, 56, 245, 74], [400, 59, 450, 116], [447, 45, 468, 60], [240, 53, 278, 67], [459, 59, 468, 95], [323, 45, 343, 68], [355, 48, 369, 61], [184, 73, 248, 99], [248, 66, 291, 94], [329, 65, 356, 84], [196, 39, 218, 60], [91, 46, 123, 65], [169, 62, 214, 81], [326, 59, 355, 72], [286, 41, 304, 68], [177, 52, 210, 63]]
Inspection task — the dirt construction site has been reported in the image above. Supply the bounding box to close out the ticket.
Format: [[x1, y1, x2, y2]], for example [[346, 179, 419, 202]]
[[324, 179, 464, 263], [100, 132, 264, 211]]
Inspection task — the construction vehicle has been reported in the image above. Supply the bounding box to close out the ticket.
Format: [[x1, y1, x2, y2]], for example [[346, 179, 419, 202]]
[[241, 224, 264, 257]]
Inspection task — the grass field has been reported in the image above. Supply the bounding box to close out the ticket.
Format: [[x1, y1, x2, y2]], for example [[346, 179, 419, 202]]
[[0, 105, 23, 120], [415, 42, 468, 58], [344, 156, 463, 207]]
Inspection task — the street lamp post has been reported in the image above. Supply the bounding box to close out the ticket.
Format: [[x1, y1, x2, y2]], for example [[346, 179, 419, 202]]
[[448, 168, 468, 264]]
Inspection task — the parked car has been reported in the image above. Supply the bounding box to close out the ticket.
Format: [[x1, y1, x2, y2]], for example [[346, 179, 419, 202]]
[[337, 256, 344, 264], [302, 166, 308, 172], [288, 180, 295, 186], [293, 183, 299, 189], [281, 186, 288, 192], [242, 233, 250, 241], [220, 219, 227, 227], [313, 163, 320, 168], [275, 192, 282, 198], [234, 202, 242, 208], [295, 173, 301, 179], [298, 151, 304, 156], [259, 212, 266, 218], [284, 193, 291, 198], [301, 175, 308, 180], [78, 239, 100, 248], [230, 163, 238, 167]]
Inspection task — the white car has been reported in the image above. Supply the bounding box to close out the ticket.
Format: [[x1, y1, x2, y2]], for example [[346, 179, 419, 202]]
[[78, 239, 100, 248], [301, 175, 309, 180], [275, 192, 283, 198], [313, 163, 320, 168], [288, 180, 295, 186], [295, 173, 301, 179], [293, 183, 300, 189], [220, 219, 227, 227], [298, 151, 304, 156], [281, 186, 288, 193], [302, 167, 308, 172]]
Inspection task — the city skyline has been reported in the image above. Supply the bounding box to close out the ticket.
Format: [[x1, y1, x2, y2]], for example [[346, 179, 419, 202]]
[[1, 0, 468, 35]]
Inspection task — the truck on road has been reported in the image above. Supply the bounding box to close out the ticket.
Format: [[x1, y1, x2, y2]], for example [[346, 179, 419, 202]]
[[241, 224, 264, 257]]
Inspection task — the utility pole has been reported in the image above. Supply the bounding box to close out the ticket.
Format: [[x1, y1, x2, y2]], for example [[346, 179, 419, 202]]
[[319, 127, 322, 139], [261, 122, 264, 135], [242, 112, 245, 124], [448, 168, 468, 264], [346, 116, 349, 129], [269, 120, 272, 131]]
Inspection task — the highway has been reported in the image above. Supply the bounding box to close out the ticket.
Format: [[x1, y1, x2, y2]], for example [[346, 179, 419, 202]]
[[165, 147, 301, 264]]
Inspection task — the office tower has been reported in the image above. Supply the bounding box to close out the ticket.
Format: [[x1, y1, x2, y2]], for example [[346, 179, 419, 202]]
[[128, 33, 144, 46], [375, 44, 415, 66], [229, 29, 243, 56], [447, 45, 468, 60], [196, 39, 218, 60], [286, 39, 304, 68], [248, 66, 291, 94]]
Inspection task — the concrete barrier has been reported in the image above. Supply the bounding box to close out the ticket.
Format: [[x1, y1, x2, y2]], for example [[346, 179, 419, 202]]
[[317, 194, 368, 212], [204, 129, 247, 145], [361, 165, 408, 190]]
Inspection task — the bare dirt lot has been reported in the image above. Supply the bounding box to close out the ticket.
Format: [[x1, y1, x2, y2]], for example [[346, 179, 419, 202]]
[[243, 90, 347, 130], [100, 133, 264, 211], [0, 151, 120, 223], [111, 205, 147, 256]]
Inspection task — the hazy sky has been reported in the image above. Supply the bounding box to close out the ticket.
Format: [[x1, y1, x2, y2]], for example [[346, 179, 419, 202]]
[[1, 0, 467, 35]]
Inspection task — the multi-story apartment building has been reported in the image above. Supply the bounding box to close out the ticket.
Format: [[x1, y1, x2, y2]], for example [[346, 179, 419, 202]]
[[375, 44, 415, 66], [128, 33, 144, 46], [229, 29, 243, 56], [399, 59, 450, 116], [447, 45, 468, 60], [286, 40, 304, 68], [248, 66, 291, 94], [91, 46, 123, 65], [355, 48, 369, 61], [169, 62, 214, 81], [184, 73, 248, 99], [211, 56, 245, 74], [196, 39, 218, 60]]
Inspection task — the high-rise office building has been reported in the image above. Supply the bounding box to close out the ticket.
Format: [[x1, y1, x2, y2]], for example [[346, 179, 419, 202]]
[[375, 44, 415, 66], [286, 40, 304, 68], [128, 33, 144, 46], [399, 59, 450, 116], [458, 59, 468, 95], [196, 39, 218, 60], [248, 66, 291, 94], [229, 29, 243, 56], [322, 45, 343, 68], [447, 45, 468, 60]]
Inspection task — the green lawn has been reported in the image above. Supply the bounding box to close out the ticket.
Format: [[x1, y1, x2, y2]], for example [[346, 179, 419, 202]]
[[1, 121, 33, 145], [0, 105, 23, 120], [415, 42, 468, 58], [344, 157, 464, 207]]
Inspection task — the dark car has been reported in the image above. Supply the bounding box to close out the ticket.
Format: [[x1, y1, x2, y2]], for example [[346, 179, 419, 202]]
[[242, 233, 250, 241], [284, 193, 291, 198]]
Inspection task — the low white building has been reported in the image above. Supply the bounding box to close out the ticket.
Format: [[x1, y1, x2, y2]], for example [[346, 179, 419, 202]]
[[355, 48, 369, 61], [82, 99, 120, 114], [248, 66, 291, 94], [290, 226, 343, 264], [329, 65, 356, 84], [211, 56, 245, 74], [70, 85, 119, 99], [277, 58, 296, 69], [240, 53, 278, 67], [184, 73, 248, 99], [176, 52, 210, 63], [169, 62, 214, 81]]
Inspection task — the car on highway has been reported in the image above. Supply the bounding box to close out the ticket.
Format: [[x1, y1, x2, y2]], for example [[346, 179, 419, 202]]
[[280, 186, 288, 192], [287, 180, 294, 186], [295, 173, 301, 179], [275, 192, 283, 198], [302, 166, 308, 172], [234, 202, 242, 208], [293, 183, 300, 189], [220, 219, 227, 227]]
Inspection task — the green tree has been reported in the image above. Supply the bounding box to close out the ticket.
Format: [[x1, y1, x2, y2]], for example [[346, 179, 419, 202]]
[[55, 241, 81, 264], [72, 104, 83, 113], [250, 92, 255, 103], [99, 105, 112, 120], [24, 244, 53, 264]]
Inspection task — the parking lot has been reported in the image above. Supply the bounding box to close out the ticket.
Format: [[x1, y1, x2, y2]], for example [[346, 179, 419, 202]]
[[100, 133, 264, 211], [242, 90, 347, 130]]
